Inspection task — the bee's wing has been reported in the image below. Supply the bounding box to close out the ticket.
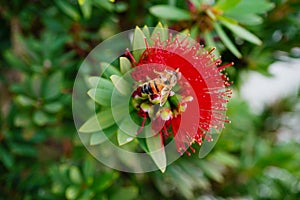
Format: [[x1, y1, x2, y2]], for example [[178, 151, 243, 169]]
[[160, 87, 171, 106]]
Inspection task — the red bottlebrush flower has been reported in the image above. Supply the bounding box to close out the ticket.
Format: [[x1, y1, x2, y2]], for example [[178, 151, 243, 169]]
[[129, 32, 232, 155]]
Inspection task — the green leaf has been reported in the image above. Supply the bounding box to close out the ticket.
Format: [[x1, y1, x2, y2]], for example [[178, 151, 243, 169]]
[[31, 75, 43, 98], [225, 13, 263, 25], [79, 108, 115, 133], [95, 172, 118, 191], [100, 62, 122, 78], [78, 0, 85, 5], [110, 75, 131, 96], [120, 57, 132, 74], [132, 26, 146, 62], [33, 110, 50, 126], [90, 132, 107, 146], [14, 112, 31, 127], [88, 76, 114, 90], [0, 147, 14, 169], [90, 125, 118, 145], [10, 142, 37, 157], [44, 102, 63, 113], [3, 50, 26, 71], [78, 190, 94, 200], [87, 88, 112, 106], [220, 20, 262, 45], [44, 71, 63, 100], [150, 5, 192, 20], [196, 161, 224, 182], [93, 0, 114, 11], [119, 117, 139, 134], [214, 22, 242, 58], [167, 166, 194, 199], [151, 22, 168, 43], [178, 161, 208, 188], [117, 128, 134, 146], [114, 2, 128, 13], [190, 25, 199, 40], [65, 186, 80, 200], [110, 186, 138, 200], [117, 118, 138, 146], [225, 0, 275, 15], [211, 151, 240, 167], [142, 25, 151, 39], [79, 0, 92, 19], [55, 0, 80, 21], [214, 0, 241, 11], [15, 95, 35, 107], [83, 159, 95, 182], [199, 130, 222, 158], [69, 166, 82, 184], [146, 130, 166, 173]]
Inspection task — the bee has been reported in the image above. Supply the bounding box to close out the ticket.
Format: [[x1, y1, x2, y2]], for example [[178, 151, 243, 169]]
[[140, 68, 181, 106]]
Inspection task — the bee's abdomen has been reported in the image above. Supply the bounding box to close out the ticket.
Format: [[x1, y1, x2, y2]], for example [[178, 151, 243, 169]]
[[141, 82, 154, 94]]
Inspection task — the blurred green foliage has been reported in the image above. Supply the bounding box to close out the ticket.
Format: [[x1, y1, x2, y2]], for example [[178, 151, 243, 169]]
[[0, 0, 300, 199]]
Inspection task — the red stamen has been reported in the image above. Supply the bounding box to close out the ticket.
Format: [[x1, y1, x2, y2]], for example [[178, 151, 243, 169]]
[[218, 62, 234, 71], [208, 47, 216, 55], [125, 48, 137, 66], [136, 114, 147, 135]]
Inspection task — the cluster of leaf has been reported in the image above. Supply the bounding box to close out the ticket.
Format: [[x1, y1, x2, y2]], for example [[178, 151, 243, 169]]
[[146, 0, 300, 83], [149, 0, 274, 58], [1, 0, 300, 199]]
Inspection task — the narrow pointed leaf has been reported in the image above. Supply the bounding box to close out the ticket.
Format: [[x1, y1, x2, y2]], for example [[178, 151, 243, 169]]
[[142, 25, 150, 39], [132, 26, 146, 62], [146, 130, 166, 173], [225, 13, 263, 25], [88, 76, 114, 89], [87, 88, 112, 106], [99, 62, 122, 78], [110, 186, 138, 200], [196, 160, 224, 182], [151, 22, 168, 43], [79, 108, 115, 133], [79, 0, 92, 19], [190, 25, 199, 40], [55, 0, 80, 20], [44, 71, 63, 100], [33, 110, 50, 126], [150, 5, 192, 20], [199, 131, 221, 158], [70, 166, 82, 184], [214, 0, 241, 11], [31, 75, 42, 98], [117, 128, 134, 146], [220, 20, 262, 45], [110, 75, 130, 96], [225, 0, 274, 15], [214, 22, 242, 58], [15, 95, 35, 107], [44, 102, 63, 113], [120, 57, 132, 74], [117, 118, 138, 145], [90, 131, 110, 146], [90, 125, 118, 145]]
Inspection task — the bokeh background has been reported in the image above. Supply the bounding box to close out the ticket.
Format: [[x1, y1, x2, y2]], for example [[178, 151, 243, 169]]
[[0, 0, 300, 199]]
